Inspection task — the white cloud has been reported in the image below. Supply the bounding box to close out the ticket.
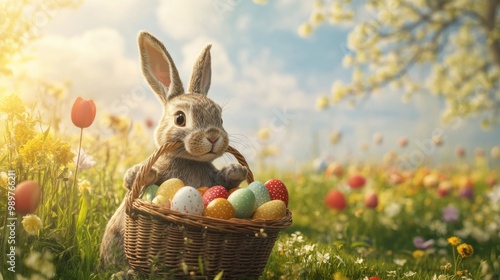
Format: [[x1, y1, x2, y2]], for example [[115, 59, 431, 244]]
[[233, 48, 310, 110], [20, 28, 145, 115], [156, 0, 225, 40], [273, 0, 311, 31], [45, 0, 146, 34], [179, 36, 235, 87], [25, 28, 142, 100]]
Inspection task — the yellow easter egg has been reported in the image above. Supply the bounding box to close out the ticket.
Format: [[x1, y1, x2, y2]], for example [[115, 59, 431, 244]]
[[252, 200, 287, 220], [156, 178, 184, 200], [152, 195, 170, 208], [203, 198, 236, 220]]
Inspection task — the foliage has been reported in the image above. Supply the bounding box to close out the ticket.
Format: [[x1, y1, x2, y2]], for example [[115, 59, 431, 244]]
[[302, 0, 500, 127]]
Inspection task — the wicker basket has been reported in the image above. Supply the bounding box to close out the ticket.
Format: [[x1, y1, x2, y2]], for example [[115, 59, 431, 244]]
[[124, 142, 293, 279]]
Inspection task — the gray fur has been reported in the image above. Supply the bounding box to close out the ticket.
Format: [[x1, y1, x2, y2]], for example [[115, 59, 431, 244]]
[[99, 31, 247, 275]]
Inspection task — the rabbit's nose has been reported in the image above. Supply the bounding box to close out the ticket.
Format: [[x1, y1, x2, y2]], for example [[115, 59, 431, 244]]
[[207, 137, 219, 144]]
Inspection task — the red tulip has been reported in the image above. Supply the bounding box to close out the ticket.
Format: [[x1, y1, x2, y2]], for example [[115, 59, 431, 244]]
[[369, 277, 382, 280], [71, 97, 96, 128], [324, 189, 347, 211], [14, 180, 41, 214]]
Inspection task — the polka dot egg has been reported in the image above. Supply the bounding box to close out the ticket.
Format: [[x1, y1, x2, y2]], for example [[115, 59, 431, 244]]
[[252, 200, 287, 220], [203, 198, 236, 220], [171, 186, 204, 215]]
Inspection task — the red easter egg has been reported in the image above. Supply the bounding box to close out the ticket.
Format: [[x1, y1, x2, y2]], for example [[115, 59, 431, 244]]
[[14, 180, 41, 214], [324, 189, 347, 211], [202, 186, 228, 207], [264, 179, 289, 207], [347, 174, 366, 189]]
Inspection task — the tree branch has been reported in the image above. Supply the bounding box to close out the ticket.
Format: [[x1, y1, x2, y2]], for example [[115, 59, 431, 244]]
[[484, 0, 500, 68]]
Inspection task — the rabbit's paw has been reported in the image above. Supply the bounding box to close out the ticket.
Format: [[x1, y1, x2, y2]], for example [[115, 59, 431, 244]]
[[219, 163, 248, 189], [144, 168, 158, 186], [124, 165, 158, 190]]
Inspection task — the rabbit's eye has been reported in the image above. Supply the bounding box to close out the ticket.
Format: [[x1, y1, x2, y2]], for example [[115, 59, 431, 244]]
[[174, 111, 186, 127]]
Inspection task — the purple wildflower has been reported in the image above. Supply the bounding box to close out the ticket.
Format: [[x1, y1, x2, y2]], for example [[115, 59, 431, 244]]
[[413, 236, 435, 249], [442, 205, 459, 222]]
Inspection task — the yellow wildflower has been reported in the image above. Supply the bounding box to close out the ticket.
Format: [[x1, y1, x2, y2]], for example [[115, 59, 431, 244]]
[[333, 272, 349, 280], [19, 134, 48, 170], [412, 249, 425, 259], [50, 138, 75, 166], [78, 180, 92, 195], [22, 214, 42, 235], [19, 134, 75, 170], [440, 263, 452, 270], [106, 115, 130, 135], [13, 120, 36, 148], [457, 243, 474, 258], [447, 236, 461, 246], [0, 94, 25, 115]]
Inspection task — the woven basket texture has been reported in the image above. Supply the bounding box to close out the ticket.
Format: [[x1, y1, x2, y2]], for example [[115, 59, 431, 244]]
[[124, 142, 292, 279]]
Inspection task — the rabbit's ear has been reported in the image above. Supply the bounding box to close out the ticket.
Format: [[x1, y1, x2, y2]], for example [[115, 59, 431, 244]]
[[138, 31, 184, 103], [188, 44, 212, 95]]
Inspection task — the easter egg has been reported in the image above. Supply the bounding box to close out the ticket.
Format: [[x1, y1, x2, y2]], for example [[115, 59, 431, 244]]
[[171, 186, 204, 215], [152, 195, 171, 208], [227, 188, 256, 218], [364, 192, 378, 209], [157, 178, 184, 200], [324, 189, 347, 211], [14, 180, 41, 214], [197, 186, 209, 196], [264, 179, 289, 207], [203, 198, 236, 220], [347, 174, 366, 189], [228, 187, 239, 195], [202, 186, 228, 207], [252, 200, 287, 220], [247, 181, 271, 208], [140, 184, 159, 202]]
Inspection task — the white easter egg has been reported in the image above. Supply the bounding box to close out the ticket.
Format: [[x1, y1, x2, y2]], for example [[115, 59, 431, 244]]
[[170, 186, 204, 215]]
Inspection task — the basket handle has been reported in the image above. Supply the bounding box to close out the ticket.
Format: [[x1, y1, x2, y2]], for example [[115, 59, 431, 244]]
[[126, 142, 254, 215]]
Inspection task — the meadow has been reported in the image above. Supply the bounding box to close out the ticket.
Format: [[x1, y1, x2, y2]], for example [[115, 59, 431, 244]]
[[1, 93, 499, 280]]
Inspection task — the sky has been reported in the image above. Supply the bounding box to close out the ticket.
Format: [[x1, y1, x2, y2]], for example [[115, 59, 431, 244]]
[[14, 0, 500, 169]]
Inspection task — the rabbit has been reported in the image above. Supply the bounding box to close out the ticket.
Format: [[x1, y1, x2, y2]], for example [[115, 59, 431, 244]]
[[99, 31, 248, 276]]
